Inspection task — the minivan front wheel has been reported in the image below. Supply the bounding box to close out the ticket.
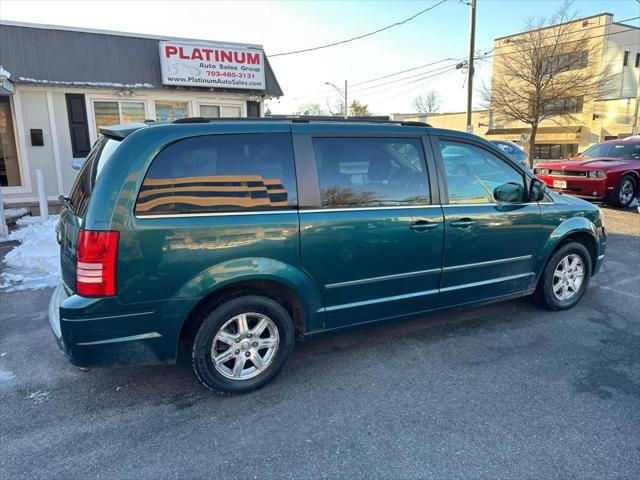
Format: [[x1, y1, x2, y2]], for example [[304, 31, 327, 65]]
[[536, 242, 592, 311], [192, 295, 294, 395]]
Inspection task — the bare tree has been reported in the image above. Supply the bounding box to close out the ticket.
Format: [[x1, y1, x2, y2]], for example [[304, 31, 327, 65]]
[[325, 99, 372, 116], [413, 90, 442, 113], [295, 102, 326, 115], [483, 0, 614, 166]]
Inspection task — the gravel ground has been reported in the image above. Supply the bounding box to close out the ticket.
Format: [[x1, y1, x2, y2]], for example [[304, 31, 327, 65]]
[[1, 208, 639, 480]]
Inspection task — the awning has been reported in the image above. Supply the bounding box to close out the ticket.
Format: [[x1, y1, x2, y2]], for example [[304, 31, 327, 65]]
[[485, 126, 582, 143]]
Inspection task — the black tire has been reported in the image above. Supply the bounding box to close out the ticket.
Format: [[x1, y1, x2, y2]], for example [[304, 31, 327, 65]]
[[608, 174, 637, 208], [535, 241, 592, 311], [192, 295, 294, 395]]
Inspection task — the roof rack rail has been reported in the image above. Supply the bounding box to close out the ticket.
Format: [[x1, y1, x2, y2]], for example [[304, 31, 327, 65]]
[[172, 115, 431, 127]]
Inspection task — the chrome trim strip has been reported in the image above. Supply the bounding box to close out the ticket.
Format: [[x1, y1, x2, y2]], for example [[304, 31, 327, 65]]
[[76, 332, 162, 346], [443, 255, 532, 272], [443, 203, 498, 207], [325, 268, 441, 289], [136, 210, 298, 219], [440, 273, 533, 292], [63, 310, 156, 322], [325, 289, 438, 312], [300, 205, 440, 213]]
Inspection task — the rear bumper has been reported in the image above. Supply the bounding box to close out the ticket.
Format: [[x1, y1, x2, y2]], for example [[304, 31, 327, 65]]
[[48, 283, 180, 367]]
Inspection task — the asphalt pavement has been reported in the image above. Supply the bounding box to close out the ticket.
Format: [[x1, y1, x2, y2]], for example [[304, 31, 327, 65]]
[[1, 207, 639, 479]]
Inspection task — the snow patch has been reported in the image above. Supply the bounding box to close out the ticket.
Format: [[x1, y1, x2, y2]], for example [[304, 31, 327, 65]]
[[17, 77, 154, 88], [0, 369, 16, 382], [0, 65, 10, 79], [28, 390, 50, 403], [0, 215, 60, 291], [3, 208, 29, 221]]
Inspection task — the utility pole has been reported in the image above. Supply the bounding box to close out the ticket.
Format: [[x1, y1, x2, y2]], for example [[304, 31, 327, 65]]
[[465, 0, 476, 134], [325, 80, 348, 118], [344, 79, 348, 119]]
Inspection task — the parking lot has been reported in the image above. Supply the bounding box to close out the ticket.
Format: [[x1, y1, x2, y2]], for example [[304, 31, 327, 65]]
[[1, 206, 639, 480]]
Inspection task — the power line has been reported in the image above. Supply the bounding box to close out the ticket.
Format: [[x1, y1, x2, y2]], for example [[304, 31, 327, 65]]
[[349, 61, 463, 94], [356, 67, 461, 101], [269, 0, 450, 57], [281, 17, 639, 105], [350, 57, 463, 87], [348, 15, 638, 89]]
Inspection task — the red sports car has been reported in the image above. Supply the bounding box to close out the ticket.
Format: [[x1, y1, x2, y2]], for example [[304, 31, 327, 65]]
[[533, 138, 640, 207]]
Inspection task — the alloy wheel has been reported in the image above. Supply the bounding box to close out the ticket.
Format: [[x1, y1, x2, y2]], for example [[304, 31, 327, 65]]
[[211, 312, 279, 380], [552, 254, 585, 301], [618, 178, 634, 206]]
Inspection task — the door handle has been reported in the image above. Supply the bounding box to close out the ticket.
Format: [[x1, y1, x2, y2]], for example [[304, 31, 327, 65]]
[[410, 220, 438, 232], [449, 218, 476, 228]]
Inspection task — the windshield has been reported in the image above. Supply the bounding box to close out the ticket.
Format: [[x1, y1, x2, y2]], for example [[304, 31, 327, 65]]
[[582, 142, 640, 159], [68, 136, 121, 216]]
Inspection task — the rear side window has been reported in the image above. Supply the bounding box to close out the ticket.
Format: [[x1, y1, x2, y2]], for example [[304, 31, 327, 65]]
[[312, 137, 430, 208], [68, 136, 121, 217], [135, 133, 297, 216]]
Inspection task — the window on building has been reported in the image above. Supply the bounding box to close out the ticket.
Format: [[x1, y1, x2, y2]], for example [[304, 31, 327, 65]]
[[154, 101, 189, 121], [135, 133, 297, 216], [438, 140, 525, 204], [199, 105, 220, 117], [198, 104, 242, 118], [533, 144, 578, 160], [623, 50, 629, 67], [312, 137, 430, 208], [0, 96, 21, 187], [635, 53, 639, 68], [221, 106, 242, 117], [93, 101, 145, 135], [544, 50, 588, 73], [546, 96, 584, 114]]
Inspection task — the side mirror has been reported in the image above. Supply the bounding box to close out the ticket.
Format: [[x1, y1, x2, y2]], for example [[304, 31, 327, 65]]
[[71, 159, 84, 170], [494, 182, 525, 203], [575, 152, 582, 157], [529, 178, 547, 202]]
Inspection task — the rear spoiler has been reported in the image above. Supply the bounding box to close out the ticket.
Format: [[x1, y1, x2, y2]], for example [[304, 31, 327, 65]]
[[98, 122, 148, 140]]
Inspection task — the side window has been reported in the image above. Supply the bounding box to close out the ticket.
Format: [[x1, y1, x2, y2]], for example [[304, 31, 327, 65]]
[[135, 133, 297, 215], [312, 137, 430, 208], [439, 139, 526, 204]]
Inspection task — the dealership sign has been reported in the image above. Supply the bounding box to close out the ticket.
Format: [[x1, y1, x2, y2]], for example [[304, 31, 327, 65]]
[[159, 41, 265, 90]]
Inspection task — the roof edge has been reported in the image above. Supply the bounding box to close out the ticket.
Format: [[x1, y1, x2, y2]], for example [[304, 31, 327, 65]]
[[0, 20, 264, 50], [494, 12, 613, 42]]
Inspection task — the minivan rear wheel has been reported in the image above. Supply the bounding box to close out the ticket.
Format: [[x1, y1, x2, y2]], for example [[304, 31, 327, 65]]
[[535, 241, 592, 311], [191, 295, 294, 395]]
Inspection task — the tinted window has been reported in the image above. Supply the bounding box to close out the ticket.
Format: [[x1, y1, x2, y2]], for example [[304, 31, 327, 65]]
[[135, 133, 296, 215], [312, 137, 430, 208], [68, 136, 121, 217], [439, 139, 525, 204], [581, 142, 640, 159]]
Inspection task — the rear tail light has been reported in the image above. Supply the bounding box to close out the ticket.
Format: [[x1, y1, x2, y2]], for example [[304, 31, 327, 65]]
[[76, 230, 119, 297]]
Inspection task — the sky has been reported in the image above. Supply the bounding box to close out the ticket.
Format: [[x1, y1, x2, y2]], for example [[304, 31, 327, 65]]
[[1, 0, 638, 115]]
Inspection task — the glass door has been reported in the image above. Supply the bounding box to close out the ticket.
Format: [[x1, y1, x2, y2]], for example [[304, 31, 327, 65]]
[[0, 96, 21, 187]]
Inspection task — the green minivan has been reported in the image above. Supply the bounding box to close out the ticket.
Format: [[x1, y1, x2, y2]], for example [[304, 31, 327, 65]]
[[49, 117, 606, 394]]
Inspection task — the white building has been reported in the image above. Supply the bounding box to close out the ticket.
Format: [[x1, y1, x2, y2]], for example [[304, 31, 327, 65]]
[[0, 21, 283, 209]]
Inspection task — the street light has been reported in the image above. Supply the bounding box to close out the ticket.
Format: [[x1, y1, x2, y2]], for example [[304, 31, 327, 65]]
[[325, 80, 348, 119]]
